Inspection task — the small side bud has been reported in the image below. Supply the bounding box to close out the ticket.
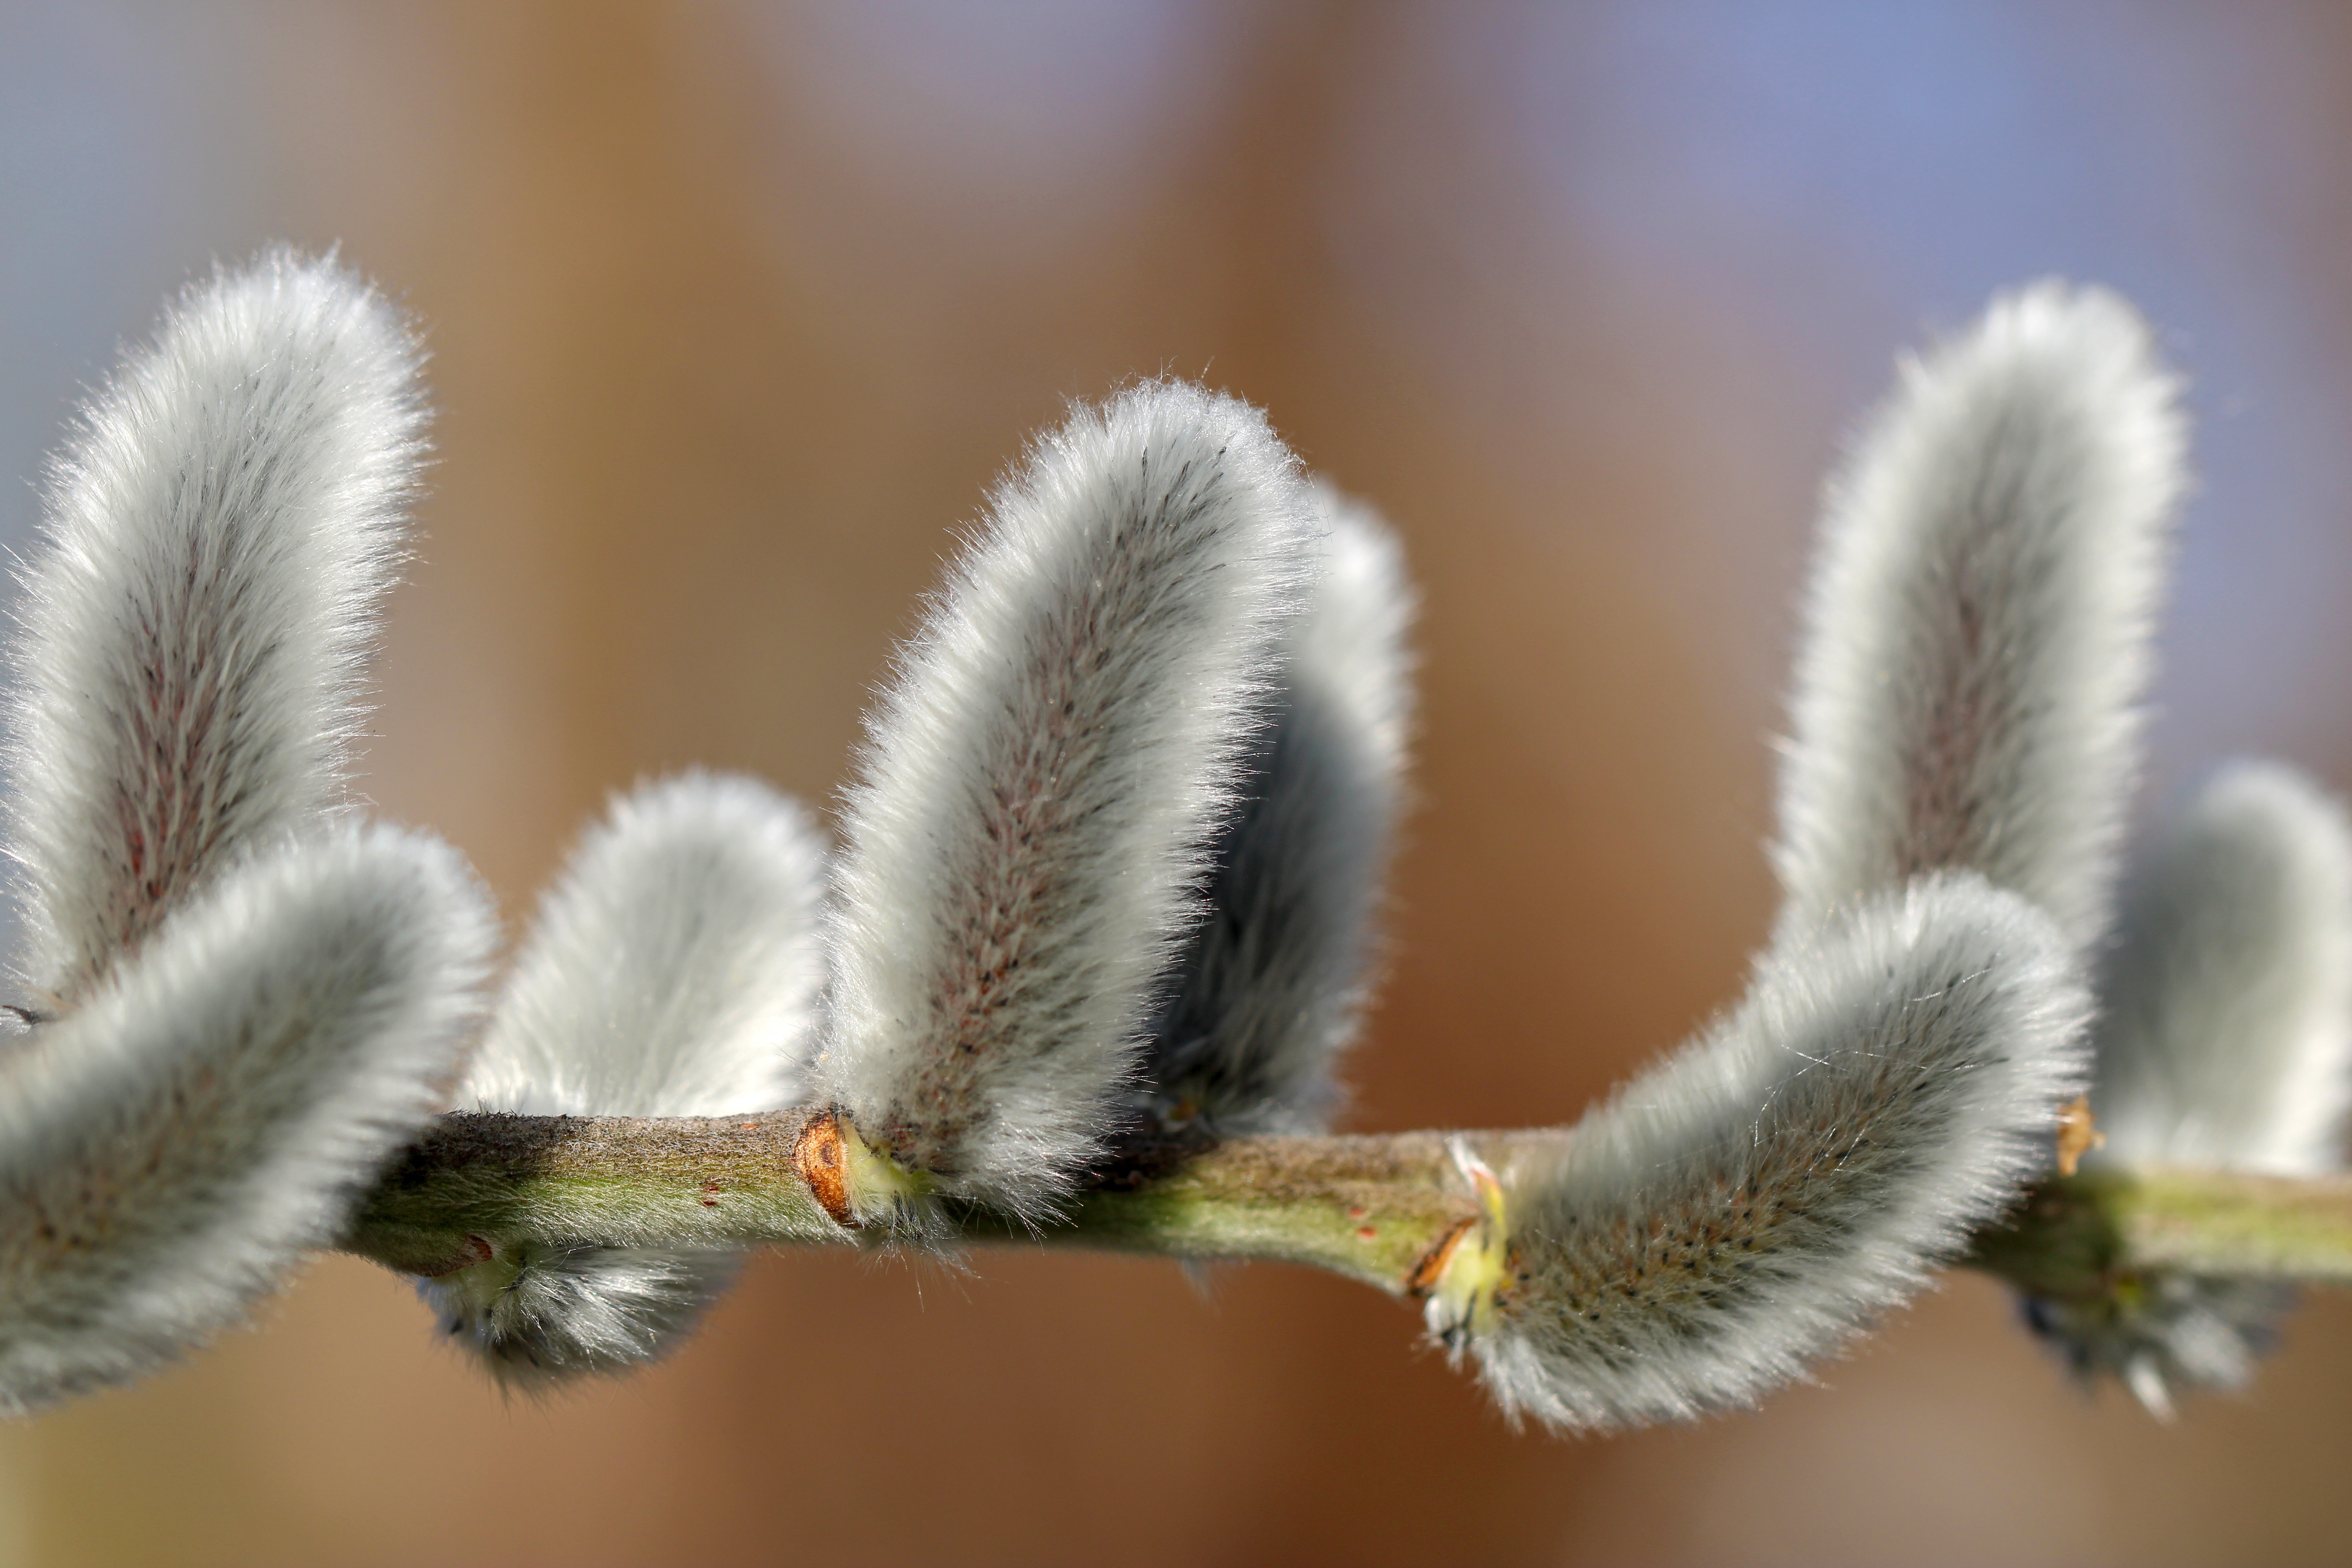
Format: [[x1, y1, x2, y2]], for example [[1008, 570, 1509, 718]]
[[793, 1112, 855, 1228], [1421, 1138, 1510, 1353], [791, 1110, 935, 1233]]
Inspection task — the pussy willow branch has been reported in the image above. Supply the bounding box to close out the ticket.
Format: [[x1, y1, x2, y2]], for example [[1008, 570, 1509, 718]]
[[340, 1113, 2352, 1305]]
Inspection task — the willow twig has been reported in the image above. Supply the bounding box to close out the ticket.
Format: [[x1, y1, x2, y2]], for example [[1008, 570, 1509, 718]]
[[341, 1114, 2352, 1316]]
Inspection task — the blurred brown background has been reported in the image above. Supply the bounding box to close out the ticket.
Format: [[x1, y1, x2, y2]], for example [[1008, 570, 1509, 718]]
[[5, 2, 2352, 1564]]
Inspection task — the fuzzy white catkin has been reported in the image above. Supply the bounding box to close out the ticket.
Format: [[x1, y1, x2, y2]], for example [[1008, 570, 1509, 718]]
[[816, 381, 1314, 1220], [1478, 282, 2157, 1431], [421, 772, 827, 1385], [0, 825, 494, 1413], [460, 772, 822, 1119], [1140, 482, 1415, 1134], [1477, 874, 2088, 1430], [2024, 762, 2352, 1414], [2095, 763, 2352, 1178], [6, 249, 426, 1002], [1773, 282, 2185, 951]]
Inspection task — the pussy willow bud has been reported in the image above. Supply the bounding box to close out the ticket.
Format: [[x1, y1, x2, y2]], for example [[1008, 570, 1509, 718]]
[[815, 381, 1315, 1224]]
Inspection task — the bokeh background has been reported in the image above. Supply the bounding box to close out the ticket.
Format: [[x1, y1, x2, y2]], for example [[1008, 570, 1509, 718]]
[[4, 3, 2352, 1564]]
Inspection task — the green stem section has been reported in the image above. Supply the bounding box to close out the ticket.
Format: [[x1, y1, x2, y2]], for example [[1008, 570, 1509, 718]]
[[343, 1114, 2352, 1301], [959, 1132, 1557, 1291], [351, 1110, 845, 1275], [1968, 1166, 2352, 1301]]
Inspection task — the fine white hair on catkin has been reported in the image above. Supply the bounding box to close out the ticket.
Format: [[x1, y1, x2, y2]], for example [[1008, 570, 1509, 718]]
[[1475, 874, 2088, 1431], [1773, 282, 2185, 951], [422, 772, 827, 1385], [1138, 481, 1415, 1135], [2094, 762, 2352, 1177], [2022, 762, 2352, 1415], [6, 247, 426, 1004], [0, 824, 494, 1414], [423, 1247, 759, 1390], [460, 771, 824, 1118], [815, 381, 1314, 1221]]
